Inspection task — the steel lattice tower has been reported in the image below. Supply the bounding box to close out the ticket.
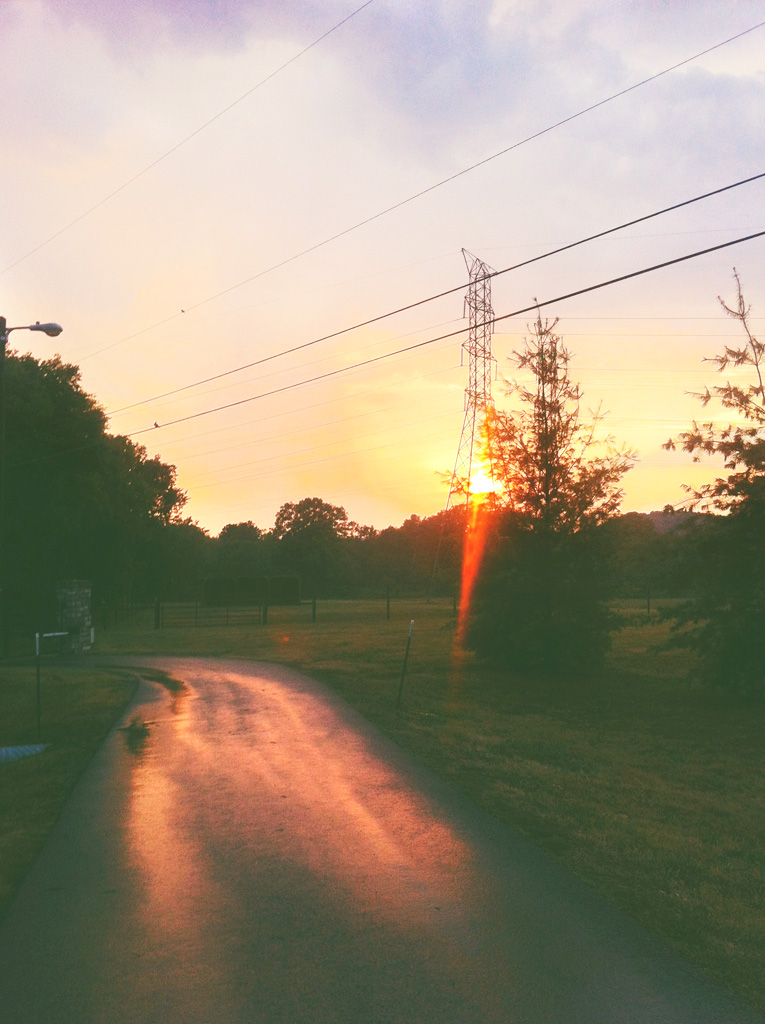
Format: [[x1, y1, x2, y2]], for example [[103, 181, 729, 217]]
[[445, 248, 496, 509]]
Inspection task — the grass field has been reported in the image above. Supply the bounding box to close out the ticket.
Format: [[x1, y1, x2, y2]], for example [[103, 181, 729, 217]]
[[2, 598, 763, 1012], [0, 665, 137, 911]]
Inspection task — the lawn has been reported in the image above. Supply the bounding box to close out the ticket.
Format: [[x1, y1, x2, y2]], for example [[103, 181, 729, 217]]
[[0, 665, 137, 912], [4, 597, 763, 1012]]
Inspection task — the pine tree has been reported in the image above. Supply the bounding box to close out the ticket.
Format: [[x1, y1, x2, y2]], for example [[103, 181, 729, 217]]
[[470, 315, 634, 674]]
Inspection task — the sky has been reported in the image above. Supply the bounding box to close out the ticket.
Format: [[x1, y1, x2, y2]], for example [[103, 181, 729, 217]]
[[1, 0, 764, 535]]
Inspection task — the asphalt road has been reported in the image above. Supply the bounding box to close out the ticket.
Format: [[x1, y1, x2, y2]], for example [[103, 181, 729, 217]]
[[0, 657, 760, 1024]]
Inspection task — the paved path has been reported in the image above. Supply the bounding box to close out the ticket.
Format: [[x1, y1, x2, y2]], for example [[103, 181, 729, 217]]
[[0, 658, 760, 1023]]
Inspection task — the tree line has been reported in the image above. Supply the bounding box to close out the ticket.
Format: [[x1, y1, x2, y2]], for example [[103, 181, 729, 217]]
[[0, 346, 695, 613]]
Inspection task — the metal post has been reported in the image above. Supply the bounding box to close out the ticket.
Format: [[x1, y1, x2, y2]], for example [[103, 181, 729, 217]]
[[35, 632, 41, 741], [396, 620, 414, 712], [35, 630, 68, 740]]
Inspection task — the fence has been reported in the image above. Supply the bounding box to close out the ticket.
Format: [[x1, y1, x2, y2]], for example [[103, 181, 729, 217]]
[[155, 602, 263, 629]]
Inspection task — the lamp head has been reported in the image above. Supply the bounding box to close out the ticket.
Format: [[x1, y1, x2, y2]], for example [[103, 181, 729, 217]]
[[29, 321, 63, 337]]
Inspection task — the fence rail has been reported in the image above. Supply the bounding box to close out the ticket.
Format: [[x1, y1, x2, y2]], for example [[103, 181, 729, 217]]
[[156, 602, 263, 629]]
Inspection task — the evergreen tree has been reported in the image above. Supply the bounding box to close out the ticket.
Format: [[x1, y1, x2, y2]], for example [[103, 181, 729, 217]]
[[469, 315, 634, 674]]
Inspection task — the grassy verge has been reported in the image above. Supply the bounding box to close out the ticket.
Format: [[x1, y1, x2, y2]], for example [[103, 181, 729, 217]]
[[87, 600, 765, 1010], [0, 666, 137, 913]]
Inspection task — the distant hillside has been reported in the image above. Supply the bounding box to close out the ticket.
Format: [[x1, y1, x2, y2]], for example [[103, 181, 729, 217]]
[[646, 509, 712, 534]]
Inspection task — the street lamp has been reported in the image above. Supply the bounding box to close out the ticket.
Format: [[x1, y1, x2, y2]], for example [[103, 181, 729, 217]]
[[0, 313, 64, 497], [0, 315, 63, 652], [0, 318, 63, 343], [0, 319, 64, 405]]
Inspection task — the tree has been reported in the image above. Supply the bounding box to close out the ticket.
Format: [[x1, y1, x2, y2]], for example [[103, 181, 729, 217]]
[[219, 522, 263, 543], [216, 521, 266, 577], [469, 315, 635, 674], [663, 271, 765, 695], [2, 350, 188, 621], [271, 497, 374, 596], [273, 498, 353, 540]]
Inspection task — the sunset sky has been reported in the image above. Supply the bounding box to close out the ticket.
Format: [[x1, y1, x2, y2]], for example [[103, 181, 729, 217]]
[[2, 0, 763, 535]]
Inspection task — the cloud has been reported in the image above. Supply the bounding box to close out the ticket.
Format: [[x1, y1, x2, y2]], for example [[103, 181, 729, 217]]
[[41, 0, 368, 55], [43, 0, 257, 53]]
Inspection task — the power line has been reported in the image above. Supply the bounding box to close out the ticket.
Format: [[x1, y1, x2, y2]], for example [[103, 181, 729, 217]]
[[7, 359, 460, 472], [108, 170, 765, 414], [82, 21, 765, 361], [180, 386, 459, 465], [143, 360, 723, 470], [130, 335, 461, 435], [152, 360, 460, 452], [112, 315, 462, 416], [128, 227, 765, 436], [0, 1, 375, 277], [128, 358, 749, 478]]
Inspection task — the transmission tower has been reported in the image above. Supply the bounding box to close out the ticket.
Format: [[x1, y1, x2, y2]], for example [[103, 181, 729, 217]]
[[445, 248, 496, 509], [428, 250, 496, 599]]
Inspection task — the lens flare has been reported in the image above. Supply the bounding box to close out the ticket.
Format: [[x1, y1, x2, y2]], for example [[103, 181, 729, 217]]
[[455, 456, 497, 653]]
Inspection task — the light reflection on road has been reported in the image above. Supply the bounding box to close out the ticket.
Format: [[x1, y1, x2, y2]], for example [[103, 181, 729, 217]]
[[127, 663, 476, 941]]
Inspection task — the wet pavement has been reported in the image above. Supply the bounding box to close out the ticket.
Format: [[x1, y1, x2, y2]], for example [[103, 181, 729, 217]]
[[0, 657, 761, 1023]]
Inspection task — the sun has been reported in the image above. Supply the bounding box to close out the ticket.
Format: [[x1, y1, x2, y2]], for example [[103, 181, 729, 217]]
[[469, 463, 496, 497]]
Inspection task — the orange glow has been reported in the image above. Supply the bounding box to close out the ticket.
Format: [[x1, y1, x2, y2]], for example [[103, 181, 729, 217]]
[[469, 466, 496, 498], [126, 663, 477, 934], [455, 493, 492, 647]]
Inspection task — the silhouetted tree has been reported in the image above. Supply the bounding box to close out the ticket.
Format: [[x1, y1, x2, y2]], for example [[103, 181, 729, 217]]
[[2, 350, 188, 621], [271, 497, 375, 596], [145, 518, 211, 600], [663, 272, 765, 696], [469, 315, 635, 674], [215, 521, 267, 577], [273, 498, 350, 540]]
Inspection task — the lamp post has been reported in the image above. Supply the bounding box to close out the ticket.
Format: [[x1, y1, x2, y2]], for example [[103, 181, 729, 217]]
[[0, 316, 63, 652]]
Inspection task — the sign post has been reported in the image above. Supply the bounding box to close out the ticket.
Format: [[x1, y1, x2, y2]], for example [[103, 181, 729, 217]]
[[35, 633, 41, 741], [34, 631, 68, 741]]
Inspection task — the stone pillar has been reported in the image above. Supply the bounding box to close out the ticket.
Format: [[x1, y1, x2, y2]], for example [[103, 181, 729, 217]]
[[56, 580, 93, 653]]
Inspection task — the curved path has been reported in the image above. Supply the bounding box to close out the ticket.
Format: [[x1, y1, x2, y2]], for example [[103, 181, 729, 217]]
[[0, 658, 760, 1023]]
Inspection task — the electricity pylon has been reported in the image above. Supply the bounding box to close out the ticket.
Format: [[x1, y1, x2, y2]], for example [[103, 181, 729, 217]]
[[428, 250, 496, 599], [445, 248, 496, 509]]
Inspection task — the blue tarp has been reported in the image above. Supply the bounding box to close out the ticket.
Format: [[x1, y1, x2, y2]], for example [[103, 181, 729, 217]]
[[0, 745, 49, 764]]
